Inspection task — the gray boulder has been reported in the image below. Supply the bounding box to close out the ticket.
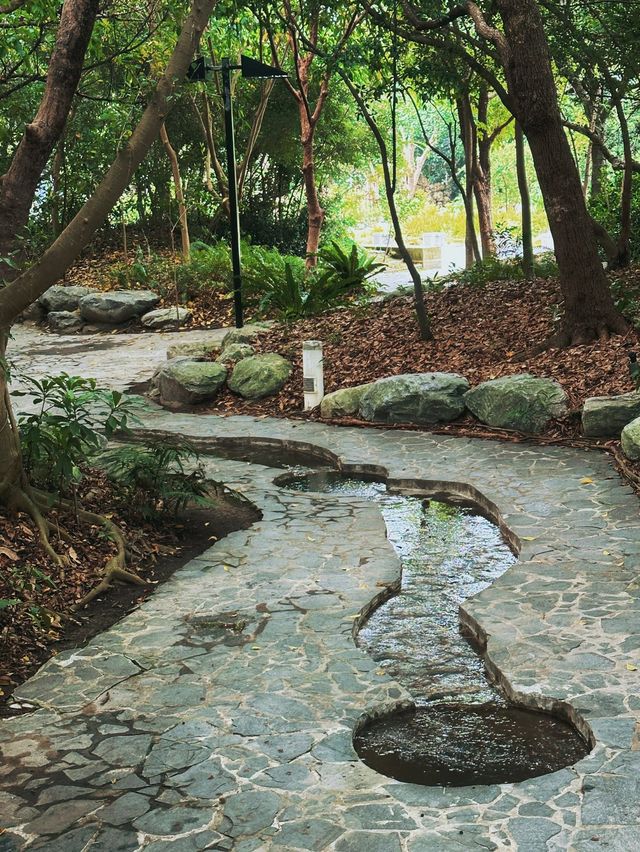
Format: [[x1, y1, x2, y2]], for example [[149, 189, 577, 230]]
[[359, 373, 469, 425], [228, 353, 292, 399], [47, 311, 84, 333], [166, 339, 223, 360], [621, 416, 640, 460], [216, 343, 254, 364], [39, 285, 92, 313], [79, 290, 159, 324], [157, 360, 227, 405], [582, 392, 640, 437], [464, 373, 567, 434], [320, 383, 374, 419], [221, 323, 271, 348], [141, 306, 192, 329]]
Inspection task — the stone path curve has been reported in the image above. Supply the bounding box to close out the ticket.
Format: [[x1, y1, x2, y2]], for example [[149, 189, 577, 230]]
[[1, 400, 640, 850]]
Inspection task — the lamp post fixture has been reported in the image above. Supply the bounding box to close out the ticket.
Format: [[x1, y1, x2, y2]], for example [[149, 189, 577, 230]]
[[188, 55, 287, 328]]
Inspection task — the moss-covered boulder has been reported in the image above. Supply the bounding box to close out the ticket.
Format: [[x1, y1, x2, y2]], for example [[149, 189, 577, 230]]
[[320, 383, 374, 419], [228, 353, 292, 399], [158, 360, 227, 404], [166, 339, 223, 360], [216, 343, 254, 364], [464, 374, 567, 434], [582, 392, 640, 437], [621, 416, 640, 459], [359, 373, 469, 425]]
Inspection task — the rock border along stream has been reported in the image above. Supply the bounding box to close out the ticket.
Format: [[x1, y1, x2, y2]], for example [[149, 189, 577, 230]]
[[1, 407, 639, 850]]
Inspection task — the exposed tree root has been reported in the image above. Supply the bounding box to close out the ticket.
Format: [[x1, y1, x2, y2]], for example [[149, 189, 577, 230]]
[[513, 315, 630, 360], [31, 488, 146, 610], [6, 485, 66, 566]]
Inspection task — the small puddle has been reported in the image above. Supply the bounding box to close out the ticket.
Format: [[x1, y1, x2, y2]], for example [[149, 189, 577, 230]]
[[279, 469, 590, 785]]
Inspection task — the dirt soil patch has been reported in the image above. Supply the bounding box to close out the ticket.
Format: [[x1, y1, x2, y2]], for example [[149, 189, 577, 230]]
[[0, 472, 260, 713]]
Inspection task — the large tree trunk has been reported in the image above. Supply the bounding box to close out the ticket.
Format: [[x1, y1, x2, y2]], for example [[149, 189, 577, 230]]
[[0, 0, 100, 265], [492, 0, 627, 343]]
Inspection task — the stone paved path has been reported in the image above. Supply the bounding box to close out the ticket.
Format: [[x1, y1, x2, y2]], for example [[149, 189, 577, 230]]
[[2, 327, 640, 850]]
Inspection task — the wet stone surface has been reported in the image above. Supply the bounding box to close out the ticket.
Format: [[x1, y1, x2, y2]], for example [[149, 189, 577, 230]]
[[2, 356, 640, 848], [282, 473, 588, 785]]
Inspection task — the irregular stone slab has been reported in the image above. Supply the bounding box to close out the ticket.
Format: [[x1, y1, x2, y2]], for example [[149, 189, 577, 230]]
[[166, 339, 223, 360], [228, 353, 292, 399], [79, 290, 159, 324], [582, 391, 640, 437], [464, 373, 567, 434], [221, 323, 271, 348], [39, 285, 91, 313], [216, 343, 254, 364], [141, 307, 191, 329], [47, 311, 84, 333], [158, 360, 227, 405], [359, 373, 468, 425], [320, 383, 374, 419]]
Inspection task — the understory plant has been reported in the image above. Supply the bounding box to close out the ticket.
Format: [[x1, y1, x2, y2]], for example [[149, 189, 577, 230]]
[[5, 373, 148, 607], [258, 241, 383, 320], [99, 439, 214, 522], [13, 374, 137, 496], [441, 252, 558, 287]]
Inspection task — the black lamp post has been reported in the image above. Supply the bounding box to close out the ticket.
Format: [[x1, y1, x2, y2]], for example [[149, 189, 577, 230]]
[[188, 54, 287, 328]]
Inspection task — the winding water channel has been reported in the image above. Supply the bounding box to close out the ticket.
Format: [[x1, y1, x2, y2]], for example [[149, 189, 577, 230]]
[[282, 470, 590, 786]]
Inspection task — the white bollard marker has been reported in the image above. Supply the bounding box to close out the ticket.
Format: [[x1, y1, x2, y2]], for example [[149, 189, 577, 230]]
[[302, 340, 324, 410]]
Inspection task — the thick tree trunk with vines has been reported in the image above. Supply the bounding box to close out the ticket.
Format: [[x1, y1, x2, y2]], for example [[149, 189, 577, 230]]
[[493, 0, 627, 343]]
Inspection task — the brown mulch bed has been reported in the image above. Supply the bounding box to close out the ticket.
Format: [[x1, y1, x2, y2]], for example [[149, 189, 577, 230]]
[[0, 471, 259, 712], [198, 274, 640, 432]]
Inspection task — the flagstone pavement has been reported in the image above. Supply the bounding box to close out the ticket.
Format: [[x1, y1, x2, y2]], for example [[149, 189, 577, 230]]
[[2, 325, 640, 850]]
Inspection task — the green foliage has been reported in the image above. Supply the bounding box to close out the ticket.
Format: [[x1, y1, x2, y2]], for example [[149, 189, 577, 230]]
[[609, 275, 640, 328], [257, 241, 382, 320], [12, 374, 138, 493], [316, 240, 385, 285], [440, 253, 558, 287], [590, 172, 640, 263], [100, 440, 214, 522], [0, 563, 59, 631]]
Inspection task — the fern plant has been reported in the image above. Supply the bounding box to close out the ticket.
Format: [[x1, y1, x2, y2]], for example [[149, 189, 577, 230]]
[[100, 440, 214, 521]]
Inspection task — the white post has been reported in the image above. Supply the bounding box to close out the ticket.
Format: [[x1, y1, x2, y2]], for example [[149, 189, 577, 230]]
[[302, 340, 324, 410]]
